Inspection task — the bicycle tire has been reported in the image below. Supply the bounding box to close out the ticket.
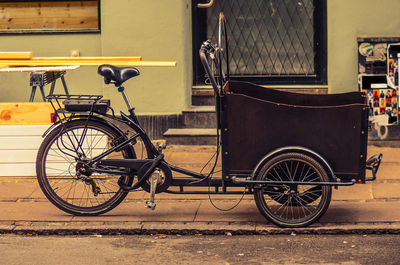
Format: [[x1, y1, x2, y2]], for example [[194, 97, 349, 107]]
[[36, 119, 149, 216], [253, 152, 332, 228]]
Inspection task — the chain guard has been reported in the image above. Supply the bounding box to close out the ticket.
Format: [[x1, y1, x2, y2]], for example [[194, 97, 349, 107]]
[[138, 161, 172, 193]]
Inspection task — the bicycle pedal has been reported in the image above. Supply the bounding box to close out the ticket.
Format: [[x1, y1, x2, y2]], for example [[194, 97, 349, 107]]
[[145, 201, 156, 210]]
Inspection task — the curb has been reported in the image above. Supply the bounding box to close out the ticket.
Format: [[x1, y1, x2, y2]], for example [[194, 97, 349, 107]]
[[2, 222, 400, 236]]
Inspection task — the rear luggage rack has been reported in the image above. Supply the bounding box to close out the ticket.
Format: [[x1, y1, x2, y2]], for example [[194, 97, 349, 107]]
[[46, 94, 113, 123], [46, 94, 103, 101]]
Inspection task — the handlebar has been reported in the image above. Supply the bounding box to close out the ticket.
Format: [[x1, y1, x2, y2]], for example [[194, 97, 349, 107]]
[[199, 41, 220, 97]]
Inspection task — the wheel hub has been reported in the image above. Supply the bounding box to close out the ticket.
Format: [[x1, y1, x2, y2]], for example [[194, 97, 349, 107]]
[[76, 160, 92, 178]]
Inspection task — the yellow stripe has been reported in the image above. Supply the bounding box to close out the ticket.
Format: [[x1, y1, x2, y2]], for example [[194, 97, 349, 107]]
[[0, 52, 33, 60], [0, 60, 176, 67], [34, 57, 142, 62]]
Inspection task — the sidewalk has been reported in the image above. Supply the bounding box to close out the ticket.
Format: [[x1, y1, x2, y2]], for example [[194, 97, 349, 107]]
[[1, 145, 400, 235]]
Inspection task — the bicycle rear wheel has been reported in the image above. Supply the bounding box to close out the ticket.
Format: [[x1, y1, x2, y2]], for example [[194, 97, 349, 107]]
[[36, 119, 148, 215]]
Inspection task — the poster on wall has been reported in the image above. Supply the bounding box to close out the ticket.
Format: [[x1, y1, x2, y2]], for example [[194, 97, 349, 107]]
[[358, 37, 400, 126], [363, 83, 398, 125]]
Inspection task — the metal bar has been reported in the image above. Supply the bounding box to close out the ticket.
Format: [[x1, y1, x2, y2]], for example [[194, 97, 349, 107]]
[[171, 177, 221, 187], [121, 89, 133, 110], [169, 165, 206, 179], [29, 86, 36, 102], [39, 86, 46, 101], [232, 178, 355, 187], [90, 168, 127, 175], [60, 75, 70, 95], [90, 133, 141, 164], [48, 81, 56, 98], [171, 177, 246, 187]]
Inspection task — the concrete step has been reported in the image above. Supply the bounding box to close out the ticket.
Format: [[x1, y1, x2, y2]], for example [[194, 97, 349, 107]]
[[163, 128, 217, 145], [192, 88, 215, 106], [182, 105, 216, 128]]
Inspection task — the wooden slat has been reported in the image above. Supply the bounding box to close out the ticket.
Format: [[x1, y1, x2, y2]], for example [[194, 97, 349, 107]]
[[0, 52, 32, 60], [0, 103, 54, 125], [0, 1, 99, 31]]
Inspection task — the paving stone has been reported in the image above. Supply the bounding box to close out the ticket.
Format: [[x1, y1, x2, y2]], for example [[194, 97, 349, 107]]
[[368, 146, 400, 163], [0, 202, 73, 222], [194, 200, 264, 222], [0, 180, 38, 200], [372, 182, 400, 199], [321, 201, 400, 223], [71, 201, 201, 222], [371, 162, 400, 180], [332, 184, 373, 201]]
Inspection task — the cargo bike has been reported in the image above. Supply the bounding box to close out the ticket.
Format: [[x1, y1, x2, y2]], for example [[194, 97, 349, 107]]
[[36, 13, 382, 228]]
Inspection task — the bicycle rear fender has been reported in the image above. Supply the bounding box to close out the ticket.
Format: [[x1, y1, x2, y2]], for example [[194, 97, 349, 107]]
[[41, 114, 124, 139]]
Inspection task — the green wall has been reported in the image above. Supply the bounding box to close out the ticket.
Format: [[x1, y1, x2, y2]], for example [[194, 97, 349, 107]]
[[328, 0, 400, 93], [0, 0, 192, 115], [100, 0, 192, 115], [2, 0, 399, 111]]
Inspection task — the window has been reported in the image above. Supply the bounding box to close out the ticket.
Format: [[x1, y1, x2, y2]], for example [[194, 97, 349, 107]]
[[193, 0, 327, 85], [0, 0, 100, 33]]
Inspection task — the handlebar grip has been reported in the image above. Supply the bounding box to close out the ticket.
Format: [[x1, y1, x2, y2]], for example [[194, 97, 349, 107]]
[[199, 43, 220, 97]]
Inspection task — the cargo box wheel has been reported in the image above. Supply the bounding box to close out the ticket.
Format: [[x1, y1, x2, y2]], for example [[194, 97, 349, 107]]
[[253, 152, 332, 228]]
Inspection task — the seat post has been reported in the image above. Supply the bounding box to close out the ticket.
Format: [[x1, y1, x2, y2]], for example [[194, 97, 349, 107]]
[[118, 86, 140, 124], [118, 86, 133, 110]]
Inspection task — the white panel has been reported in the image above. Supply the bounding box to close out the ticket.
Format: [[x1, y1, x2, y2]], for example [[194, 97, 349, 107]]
[[0, 136, 43, 150], [0, 125, 49, 136], [0, 150, 38, 163], [0, 163, 36, 176]]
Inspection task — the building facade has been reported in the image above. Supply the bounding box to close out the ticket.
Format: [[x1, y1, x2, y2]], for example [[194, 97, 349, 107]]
[[0, 0, 399, 116]]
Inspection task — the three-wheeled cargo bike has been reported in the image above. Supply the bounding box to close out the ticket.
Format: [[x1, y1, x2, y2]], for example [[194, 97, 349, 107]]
[[36, 13, 382, 228]]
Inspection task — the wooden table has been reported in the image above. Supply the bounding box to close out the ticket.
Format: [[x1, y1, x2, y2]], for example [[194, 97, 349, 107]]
[[0, 66, 79, 102]]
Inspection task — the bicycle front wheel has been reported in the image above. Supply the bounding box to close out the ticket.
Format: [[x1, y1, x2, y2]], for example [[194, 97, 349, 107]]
[[36, 119, 148, 215], [253, 153, 332, 228]]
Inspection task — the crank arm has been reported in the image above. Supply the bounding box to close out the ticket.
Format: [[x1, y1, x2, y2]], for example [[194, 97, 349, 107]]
[[145, 170, 161, 210]]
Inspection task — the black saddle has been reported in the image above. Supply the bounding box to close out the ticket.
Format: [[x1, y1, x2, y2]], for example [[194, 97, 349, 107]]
[[97, 64, 140, 86]]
